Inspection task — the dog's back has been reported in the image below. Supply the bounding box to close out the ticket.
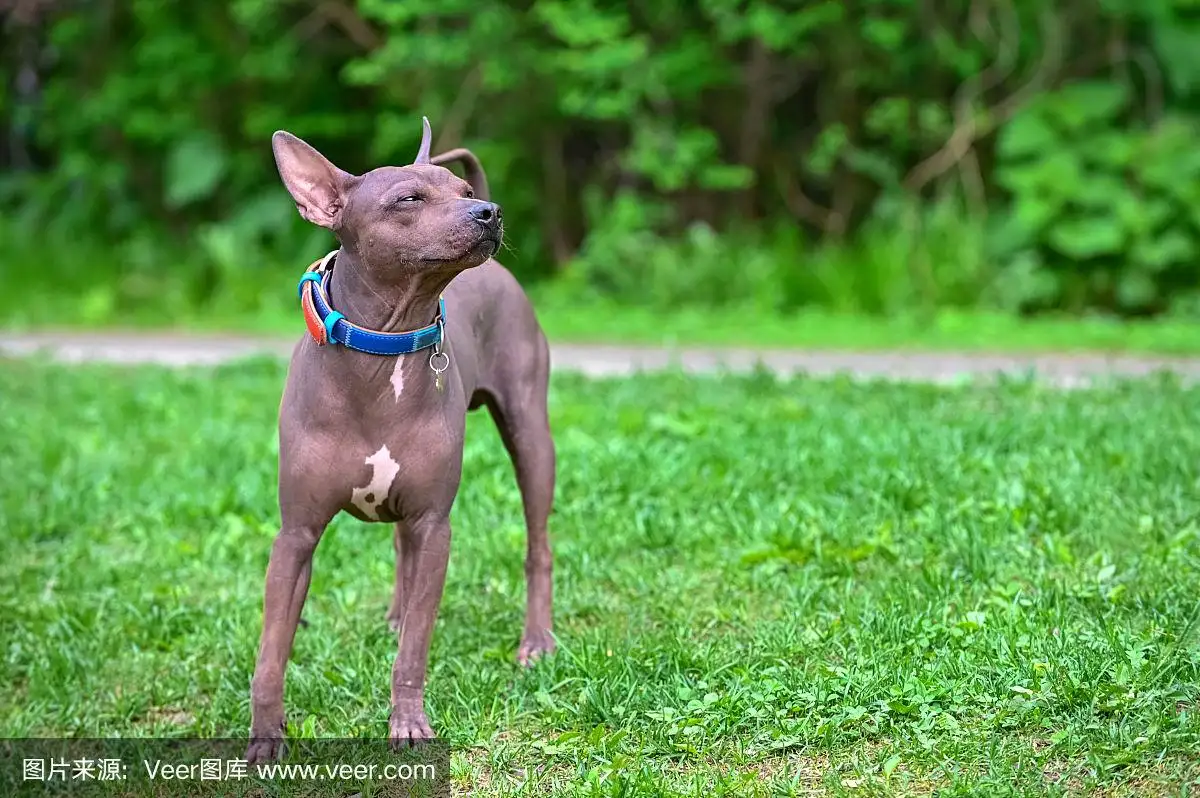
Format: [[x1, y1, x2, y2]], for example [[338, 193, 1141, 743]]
[[444, 257, 549, 409]]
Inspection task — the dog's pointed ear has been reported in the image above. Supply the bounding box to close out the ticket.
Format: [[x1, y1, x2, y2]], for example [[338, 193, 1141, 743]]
[[271, 131, 353, 230], [413, 117, 432, 164]]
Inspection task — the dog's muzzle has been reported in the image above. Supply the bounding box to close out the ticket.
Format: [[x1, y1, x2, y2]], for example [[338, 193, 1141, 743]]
[[469, 201, 503, 255], [469, 201, 501, 227]]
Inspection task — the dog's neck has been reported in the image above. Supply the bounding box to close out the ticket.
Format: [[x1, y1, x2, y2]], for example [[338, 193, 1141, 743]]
[[328, 249, 454, 333]]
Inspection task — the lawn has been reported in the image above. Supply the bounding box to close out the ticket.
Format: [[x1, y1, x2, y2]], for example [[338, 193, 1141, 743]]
[[5, 276, 1200, 355], [8, 300, 1200, 357], [530, 299, 1200, 356], [1, 358, 1199, 796]]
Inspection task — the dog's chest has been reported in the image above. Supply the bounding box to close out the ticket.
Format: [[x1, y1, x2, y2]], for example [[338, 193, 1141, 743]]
[[340, 443, 401, 521], [329, 365, 468, 525]]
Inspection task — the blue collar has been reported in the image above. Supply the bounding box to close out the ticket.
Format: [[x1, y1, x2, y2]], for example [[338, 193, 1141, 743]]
[[297, 250, 446, 356]]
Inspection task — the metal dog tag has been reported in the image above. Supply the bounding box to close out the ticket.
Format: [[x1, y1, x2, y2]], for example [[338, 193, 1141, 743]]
[[429, 349, 449, 394], [430, 318, 449, 393]]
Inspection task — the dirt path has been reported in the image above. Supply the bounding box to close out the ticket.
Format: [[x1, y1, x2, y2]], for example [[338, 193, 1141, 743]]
[[3, 331, 1199, 386]]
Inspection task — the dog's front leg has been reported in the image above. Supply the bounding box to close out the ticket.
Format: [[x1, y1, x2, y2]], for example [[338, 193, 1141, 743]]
[[389, 513, 451, 746], [247, 523, 325, 762], [385, 521, 407, 631]]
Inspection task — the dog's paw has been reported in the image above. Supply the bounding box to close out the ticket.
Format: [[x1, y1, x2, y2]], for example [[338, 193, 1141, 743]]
[[245, 733, 285, 764], [389, 711, 436, 749], [246, 711, 286, 763], [517, 630, 556, 667]]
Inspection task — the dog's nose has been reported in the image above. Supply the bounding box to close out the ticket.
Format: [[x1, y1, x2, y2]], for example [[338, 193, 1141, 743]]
[[470, 202, 501, 225]]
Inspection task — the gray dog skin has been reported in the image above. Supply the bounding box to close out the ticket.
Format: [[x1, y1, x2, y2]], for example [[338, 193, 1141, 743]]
[[246, 119, 556, 762]]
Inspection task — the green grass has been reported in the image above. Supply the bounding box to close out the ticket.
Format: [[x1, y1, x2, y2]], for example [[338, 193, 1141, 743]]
[[2, 359, 1199, 796], [532, 299, 1200, 355], [4, 277, 1200, 355]]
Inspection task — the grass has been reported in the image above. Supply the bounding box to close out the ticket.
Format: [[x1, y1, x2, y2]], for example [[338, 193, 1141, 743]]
[[1, 358, 1199, 796], [3, 274, 1200, 355], [532, 299, 1200, 355]]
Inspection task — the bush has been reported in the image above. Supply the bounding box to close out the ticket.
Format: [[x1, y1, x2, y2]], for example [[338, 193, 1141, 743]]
[[2, 0, 1198, 318]]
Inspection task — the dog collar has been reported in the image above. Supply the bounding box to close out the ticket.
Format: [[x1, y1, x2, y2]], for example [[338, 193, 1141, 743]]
[[298, 250, 446, 357]]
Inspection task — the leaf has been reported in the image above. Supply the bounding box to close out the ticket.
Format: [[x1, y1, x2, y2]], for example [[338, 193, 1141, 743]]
[[997, 112, 1060, 160], [987, 213, 1039, 258], [1153, 24, 1200, 96], [842, 147, 901, 188], [1115, 196, 1174, 237], [1137, 120, 1200, 191], [865, 97, 912, 140], [698, 164, 755, 191], [995, 151, 1081, 201], [1010, 197, 1062, 240], [916, 101, 951, 140], [535, 1, 630, 46], [807, 124, 848, 178], [861, 17, 907, 50], [786, 1, 844, 41], [229, 191, 296, 239], [1131, 229, 1195, 271], [1097, 564, 1117, 583], [956, 612, 985, 632], [1072, 175, 1131, 212], [1047, 217, 1125, 259], [882, 754, 902, 777], [1045, 82, 1130, 130], [1117, 272, 1158, 309], [647, 413, 700, 437], [164, 133, 227, 209], [1079, 131, 1138, 168]]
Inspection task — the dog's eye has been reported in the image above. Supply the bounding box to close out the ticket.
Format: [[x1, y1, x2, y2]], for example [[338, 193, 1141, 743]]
[[389, 195, 421, 209], [464, 188, 474, 198]]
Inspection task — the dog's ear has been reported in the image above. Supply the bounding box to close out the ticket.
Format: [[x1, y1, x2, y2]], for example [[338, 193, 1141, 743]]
[[271, 131, 353, 230], [413, 117, 432, 164]]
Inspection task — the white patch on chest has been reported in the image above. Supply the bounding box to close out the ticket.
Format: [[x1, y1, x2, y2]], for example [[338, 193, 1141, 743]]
[[351, 445, 400, 521], [390, 357, 405, 399]]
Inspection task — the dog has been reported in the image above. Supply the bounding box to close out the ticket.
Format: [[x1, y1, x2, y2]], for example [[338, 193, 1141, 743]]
[[246, 118, 556, 761]]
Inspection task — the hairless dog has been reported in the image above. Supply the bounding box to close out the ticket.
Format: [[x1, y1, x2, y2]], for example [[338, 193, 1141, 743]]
[[246, 118, 555, 761]]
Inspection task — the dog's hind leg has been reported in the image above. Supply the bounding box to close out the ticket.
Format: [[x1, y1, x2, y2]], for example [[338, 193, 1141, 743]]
[[484, 349, 557, 666]]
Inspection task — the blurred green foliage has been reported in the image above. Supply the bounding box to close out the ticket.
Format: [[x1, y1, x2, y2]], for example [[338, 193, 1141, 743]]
[[2, 0, 1199, 321]]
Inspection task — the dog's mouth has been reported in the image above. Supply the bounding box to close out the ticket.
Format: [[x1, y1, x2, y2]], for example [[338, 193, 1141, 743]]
[[475, 233, 501, 257], [422, 237, 496, 262], [419, 233, 501, 265]]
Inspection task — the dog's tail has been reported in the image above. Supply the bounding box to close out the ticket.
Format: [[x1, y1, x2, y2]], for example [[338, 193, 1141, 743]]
[[430, 148, 491, 202]]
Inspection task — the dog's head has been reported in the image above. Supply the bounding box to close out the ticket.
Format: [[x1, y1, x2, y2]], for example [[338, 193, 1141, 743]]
[[271, 117, 502, 279]]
